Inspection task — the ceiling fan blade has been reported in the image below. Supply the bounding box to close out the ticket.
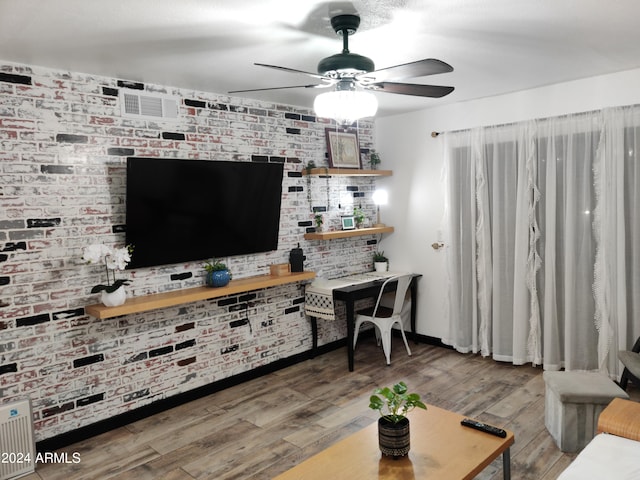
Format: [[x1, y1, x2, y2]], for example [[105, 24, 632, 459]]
[[254, 63, 327, 80], [358, 59, 453, 83], [367, 82, 455, 98], [229, 83, 332, 94]]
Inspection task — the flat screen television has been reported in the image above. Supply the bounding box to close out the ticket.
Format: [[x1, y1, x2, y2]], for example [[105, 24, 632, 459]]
[[125, 157, 284, 269]]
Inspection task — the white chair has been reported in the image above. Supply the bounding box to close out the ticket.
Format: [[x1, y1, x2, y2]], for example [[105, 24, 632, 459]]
[[353, 274, 413, 365]]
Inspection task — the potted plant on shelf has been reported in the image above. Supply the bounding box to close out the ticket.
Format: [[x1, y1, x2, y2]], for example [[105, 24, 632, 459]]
[[82, 243, 133, 307], [204, 259, 232, 287], [373, 251, 389, 272], [369, 149, 381, 170], [314, 213, 324, 232], [353, 206, 365, 228], [369, 381, 427, 458]]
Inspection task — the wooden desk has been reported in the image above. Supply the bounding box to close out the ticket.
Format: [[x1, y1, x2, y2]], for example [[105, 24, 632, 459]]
[[274, 405, 514, 480], [307, 274, 421, 371], [334, 273, 421, 371]]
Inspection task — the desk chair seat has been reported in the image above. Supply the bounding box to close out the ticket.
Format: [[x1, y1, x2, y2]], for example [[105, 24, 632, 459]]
[[353, 274, 412, 365], [618, 335, 640, 390]]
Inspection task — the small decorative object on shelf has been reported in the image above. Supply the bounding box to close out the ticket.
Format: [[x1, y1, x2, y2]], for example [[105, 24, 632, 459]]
[[373, 251, 389, 272], [82, 243, 133, 307], [353, 206, 365, 228], [314, 213, 324, 232], [341, 215, 355, 230], [305, 160, 317, 173], [269, 263, 291, 276], [204, 259, 232, 287], [289, 244, 306, 272], [369, 149, 381, 169], [369, 381, 427, 458]]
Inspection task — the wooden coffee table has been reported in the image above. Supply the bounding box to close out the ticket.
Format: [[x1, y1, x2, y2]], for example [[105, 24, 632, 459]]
[[274, 404, 514, 480]]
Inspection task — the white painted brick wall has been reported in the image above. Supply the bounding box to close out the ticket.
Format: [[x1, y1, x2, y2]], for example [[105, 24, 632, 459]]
[[0, 61, 382, 442]]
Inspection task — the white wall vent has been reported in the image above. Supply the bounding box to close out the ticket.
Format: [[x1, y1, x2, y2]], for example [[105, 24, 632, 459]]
[[119, 89, 179, 120], [0, 399, 35, 480]]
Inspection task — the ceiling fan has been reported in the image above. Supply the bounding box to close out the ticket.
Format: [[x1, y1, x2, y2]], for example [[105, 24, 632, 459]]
[[229, 14, 454, 122]]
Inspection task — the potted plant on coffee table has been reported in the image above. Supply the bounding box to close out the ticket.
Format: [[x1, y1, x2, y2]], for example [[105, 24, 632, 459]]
[[369, 381, 427, 457], [204, 259, 232, 287]]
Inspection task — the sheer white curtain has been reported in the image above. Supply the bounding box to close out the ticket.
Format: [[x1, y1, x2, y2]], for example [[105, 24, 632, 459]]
[[594, 107, 640, 373], [443, 107, 640, 376]]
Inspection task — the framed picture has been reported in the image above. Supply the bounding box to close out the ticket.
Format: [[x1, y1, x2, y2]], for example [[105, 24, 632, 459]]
[[341, 215, 356, 230], [326, 128, 361, 169]]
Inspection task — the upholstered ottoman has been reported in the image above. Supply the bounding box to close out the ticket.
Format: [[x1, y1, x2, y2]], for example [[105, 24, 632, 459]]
[[543, 371, 629, 452]]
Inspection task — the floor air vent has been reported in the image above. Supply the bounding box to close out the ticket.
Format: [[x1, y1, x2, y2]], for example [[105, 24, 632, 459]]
[[119, 89, 179, 120], [0, 400, 35, 480]]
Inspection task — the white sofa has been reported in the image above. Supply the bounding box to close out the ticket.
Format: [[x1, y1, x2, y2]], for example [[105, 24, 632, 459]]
[[557, 398, 640, 479]]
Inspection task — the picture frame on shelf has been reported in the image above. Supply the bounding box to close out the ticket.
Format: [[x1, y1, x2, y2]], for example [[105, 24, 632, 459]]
[[341, 215, 356, 230], [326, 128, 361, 169]]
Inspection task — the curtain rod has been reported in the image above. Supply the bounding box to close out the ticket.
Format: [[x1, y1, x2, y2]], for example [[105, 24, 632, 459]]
[[430, 104, 640, 139]]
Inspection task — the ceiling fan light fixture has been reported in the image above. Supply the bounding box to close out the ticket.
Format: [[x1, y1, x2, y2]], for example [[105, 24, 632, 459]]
[[314, 89, 378, 126]]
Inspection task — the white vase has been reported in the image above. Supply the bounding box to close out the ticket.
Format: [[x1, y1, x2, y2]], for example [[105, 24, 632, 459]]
[[101, 286, 126, 307], [374, 261, 389, 272]]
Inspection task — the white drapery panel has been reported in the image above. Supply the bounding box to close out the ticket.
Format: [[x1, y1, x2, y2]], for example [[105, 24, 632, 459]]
[[443, 107, 640, 375]]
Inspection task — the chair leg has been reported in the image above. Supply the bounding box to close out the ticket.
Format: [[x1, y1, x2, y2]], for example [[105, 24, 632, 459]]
[[397, 321, 412, 357], [374, 326, 382, 346], [380, 324, 393, 366], [619, 368, 630, 390]]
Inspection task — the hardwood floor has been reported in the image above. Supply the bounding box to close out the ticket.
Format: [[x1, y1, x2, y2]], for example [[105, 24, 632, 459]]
[[28, 339, 640, 480]]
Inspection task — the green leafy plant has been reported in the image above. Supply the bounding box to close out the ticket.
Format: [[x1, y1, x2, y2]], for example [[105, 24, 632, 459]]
[[305, 160, 316, 174], [204, 259, 229, 273], [369, 381, 427, 423], [369, 149, 381, 169], [314, 213, 324, 228], [353, 206, 365, 227], [373, 251, 388, 262]]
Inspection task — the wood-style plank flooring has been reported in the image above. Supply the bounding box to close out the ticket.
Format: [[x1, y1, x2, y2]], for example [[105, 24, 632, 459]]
[[28, 339, 640, 480]]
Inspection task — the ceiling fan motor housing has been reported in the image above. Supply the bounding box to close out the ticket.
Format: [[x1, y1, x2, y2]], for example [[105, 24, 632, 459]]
[[317, 52, 375, 76]]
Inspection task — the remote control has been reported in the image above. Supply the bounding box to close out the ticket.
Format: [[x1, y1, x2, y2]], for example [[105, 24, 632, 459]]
[[460, 418, 507, 438]]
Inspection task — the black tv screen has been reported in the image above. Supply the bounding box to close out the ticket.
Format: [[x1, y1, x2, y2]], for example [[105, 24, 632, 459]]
[[125, 157, 283, 269]]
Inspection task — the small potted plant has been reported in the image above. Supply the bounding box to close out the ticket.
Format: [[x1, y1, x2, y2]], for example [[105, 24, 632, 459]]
[[314, 213, 324, 232], [369, 381, 427, 457], [82, 243, 133, 307], [369, 149, 381, 170], [373, 251, 389, 272], [353, 207, 365, 228], [204, 259, 232, 287]]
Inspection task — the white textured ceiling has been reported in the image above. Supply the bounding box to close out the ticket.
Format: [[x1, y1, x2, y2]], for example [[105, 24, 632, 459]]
[[2, 0, 640, 117]]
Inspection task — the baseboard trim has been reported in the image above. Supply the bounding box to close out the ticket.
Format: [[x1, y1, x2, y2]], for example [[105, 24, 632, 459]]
[[36, 339, 347, 453], [412, 333, 451, 349], [36, 334, 446, 452]]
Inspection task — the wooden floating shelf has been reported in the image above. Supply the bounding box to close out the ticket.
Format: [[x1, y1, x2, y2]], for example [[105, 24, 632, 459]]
[[85, 271, 316, 320], [304, 226, 394, 240], [302, 168, 392, 177]]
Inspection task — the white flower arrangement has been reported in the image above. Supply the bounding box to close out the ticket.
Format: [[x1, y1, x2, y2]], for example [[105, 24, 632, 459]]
[[82, 243, 133, 293]]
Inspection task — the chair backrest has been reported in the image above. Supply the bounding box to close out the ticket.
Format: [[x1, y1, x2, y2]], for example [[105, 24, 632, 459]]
[[370, 274, 413, 319]]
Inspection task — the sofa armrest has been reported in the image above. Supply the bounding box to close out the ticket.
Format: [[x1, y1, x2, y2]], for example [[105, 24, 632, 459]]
[[597, 397, 640, 441]]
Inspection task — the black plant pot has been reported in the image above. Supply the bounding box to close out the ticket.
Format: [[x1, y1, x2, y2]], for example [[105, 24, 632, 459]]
[[378, 417, 410, 457]]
